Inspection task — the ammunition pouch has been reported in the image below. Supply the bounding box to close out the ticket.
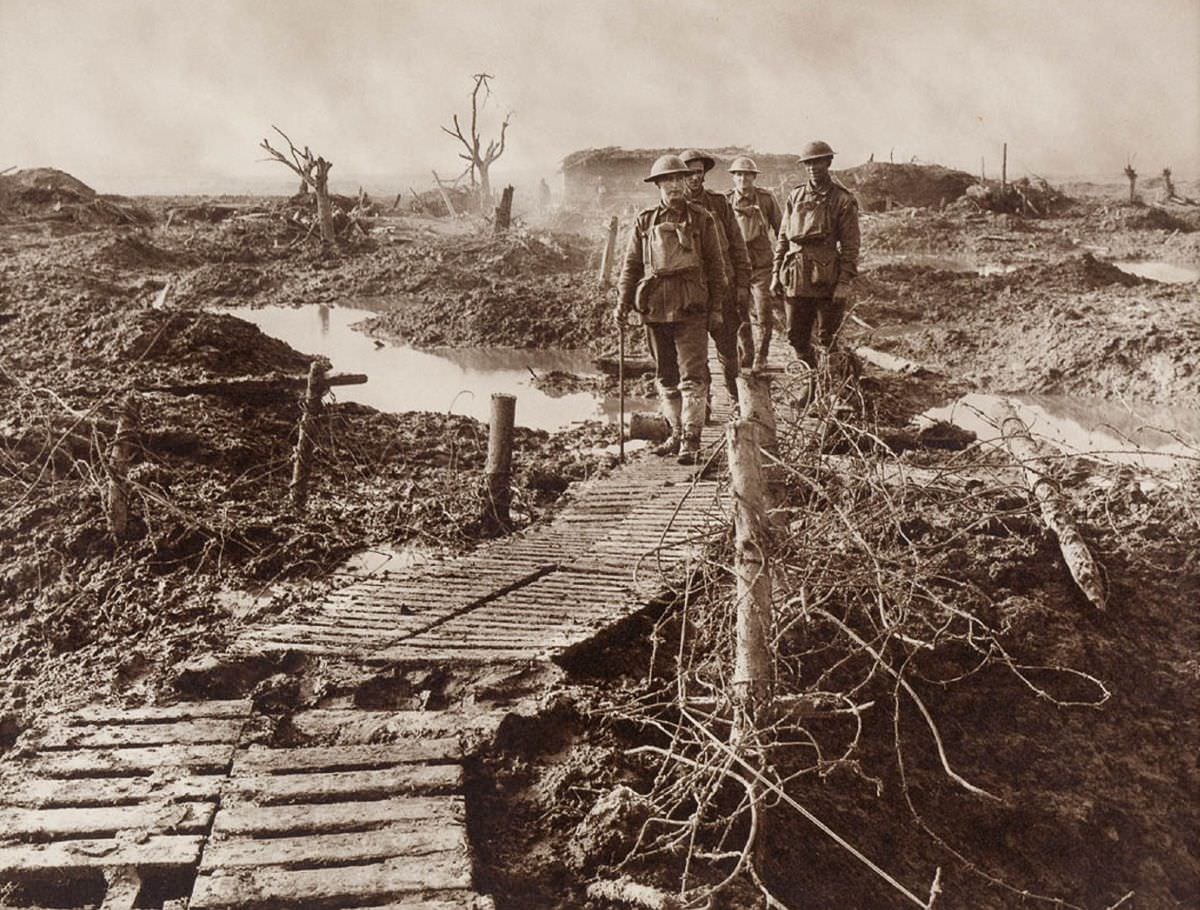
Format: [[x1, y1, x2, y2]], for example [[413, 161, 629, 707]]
[[645, 221, 701, 278], [733, 202, 768, 244]]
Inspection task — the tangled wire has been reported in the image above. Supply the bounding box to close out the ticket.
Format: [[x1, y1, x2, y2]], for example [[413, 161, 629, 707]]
[[592, 359, 1176, 910]]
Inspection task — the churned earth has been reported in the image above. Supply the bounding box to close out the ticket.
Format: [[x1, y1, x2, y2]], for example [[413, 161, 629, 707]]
[[1, 174, 1198, 908]]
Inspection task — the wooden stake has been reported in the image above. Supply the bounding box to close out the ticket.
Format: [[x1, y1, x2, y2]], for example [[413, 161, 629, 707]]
[[486, 393, 516, 528], [106, 394, 138, 541], [1001, 142, 1007, 192], [727, 419, 774, 731], [431, 170, 458, 217], [493, 185, 514, 234], [735, 372, 781, 513], [996, 401, 1107, 610], [599, 215, 619, 287], [289, 361, 326, 510]]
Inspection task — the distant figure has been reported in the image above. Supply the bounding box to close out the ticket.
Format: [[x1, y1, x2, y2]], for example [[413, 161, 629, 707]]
[[596, 175, 608, 209], [538, 177, 551, 211], [771, 140, 861, 377], [726, 156, 783, 370]]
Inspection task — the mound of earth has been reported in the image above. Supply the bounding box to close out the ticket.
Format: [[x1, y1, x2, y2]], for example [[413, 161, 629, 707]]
[[114, 309, 315, 379], [840, 161, 977, 211], [0, 167, 96, 205]]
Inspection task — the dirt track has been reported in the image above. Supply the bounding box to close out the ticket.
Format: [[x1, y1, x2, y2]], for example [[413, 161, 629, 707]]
[[1, 177, 1198, 908]]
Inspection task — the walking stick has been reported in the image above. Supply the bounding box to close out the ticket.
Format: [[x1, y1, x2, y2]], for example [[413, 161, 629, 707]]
[[617, 315, 626, 463]]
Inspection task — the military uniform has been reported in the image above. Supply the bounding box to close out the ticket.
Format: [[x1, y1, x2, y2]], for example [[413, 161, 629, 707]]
[[727, 184, 783, 368], [688, 187, 751, 393], [772, 177, 861, 367], [618, 198, 728, 454]]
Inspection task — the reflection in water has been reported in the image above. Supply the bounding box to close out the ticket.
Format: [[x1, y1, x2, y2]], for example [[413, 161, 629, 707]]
[[924, 393, 1199, 469], [227, 304, 620, 431], [1112, 261, 1200, 283], [893, 254, 1017, 276]]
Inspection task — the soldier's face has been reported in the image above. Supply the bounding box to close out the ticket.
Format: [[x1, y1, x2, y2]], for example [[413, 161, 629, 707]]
[[686, 162, 706, 193], [657, 173, 688, 204], [804, 157, 833, 182], [732, 172, 756, 192]]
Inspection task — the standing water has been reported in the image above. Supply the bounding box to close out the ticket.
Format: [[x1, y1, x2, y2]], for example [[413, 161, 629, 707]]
[[923, 393, 1200, 470], [1111, 261, 1200, 283], [226, 304, 651, 432]]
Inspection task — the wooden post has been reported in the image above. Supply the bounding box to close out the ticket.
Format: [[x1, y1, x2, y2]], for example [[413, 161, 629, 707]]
[[486, 393, 516, 528], [734, 373, 776, 448], [290, 361, 326, 510], [599, 215, 619, 287], [736, 372, 782, 523], [106, 394, 138, 541], [1001, 142, 1007, 193], [980, 157, 986, 183], [493, 185, 514, 234], [727, 419, 774, 731], [431, 170, 458, 217]]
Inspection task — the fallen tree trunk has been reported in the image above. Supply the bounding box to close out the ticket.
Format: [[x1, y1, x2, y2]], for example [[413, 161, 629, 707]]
[[996, 400, 1107, 611], [136, 372, 366, 399]]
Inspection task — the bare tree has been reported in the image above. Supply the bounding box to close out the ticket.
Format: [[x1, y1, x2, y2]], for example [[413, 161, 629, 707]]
[[1123, 158, 1138, 204], [260, 126, 335, 244], [441, 73, 511, 209]]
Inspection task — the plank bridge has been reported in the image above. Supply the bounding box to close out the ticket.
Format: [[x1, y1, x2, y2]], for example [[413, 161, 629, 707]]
[[0, 383, 744, 908]]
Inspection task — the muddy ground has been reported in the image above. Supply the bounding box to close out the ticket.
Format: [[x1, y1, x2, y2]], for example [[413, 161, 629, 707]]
[[1, 177, 1198, 908]]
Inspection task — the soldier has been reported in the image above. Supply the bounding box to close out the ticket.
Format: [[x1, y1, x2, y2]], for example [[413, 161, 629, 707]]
[[617, 155, 728, 465], [726, 156, 783, 370], [771, 140, 861, 375], [678, 149, 752, 405]]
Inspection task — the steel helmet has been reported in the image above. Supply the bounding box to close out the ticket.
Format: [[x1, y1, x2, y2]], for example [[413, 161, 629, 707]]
[[728, 156, 760, 174], [798, 140, 836, 162], [678, 149, 716, 172], [644, 154, 694, 183]]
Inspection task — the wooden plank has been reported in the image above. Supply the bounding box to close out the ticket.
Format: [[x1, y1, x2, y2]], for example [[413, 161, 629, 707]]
[[32, 718, 243, 749], [338, 897, 486, 910], [20, 745, 235, 777], [211, 797, 462, 837], [4, 775, 222, 808], [227, 765, 461, 804], [62, 701, 251, 725], [233, 740, 461, 774], [0, 801, 214, 838], [190, 852, 471, 909], [0, 835, 203, 874], [200, 825, 464, 868]]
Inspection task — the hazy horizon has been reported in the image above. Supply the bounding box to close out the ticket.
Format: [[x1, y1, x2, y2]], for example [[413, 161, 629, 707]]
[[3, 0, 1198, 196]]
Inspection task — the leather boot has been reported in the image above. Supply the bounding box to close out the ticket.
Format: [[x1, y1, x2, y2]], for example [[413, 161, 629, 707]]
[[677, 391, 707, 466], [651, 396, 682, 456]]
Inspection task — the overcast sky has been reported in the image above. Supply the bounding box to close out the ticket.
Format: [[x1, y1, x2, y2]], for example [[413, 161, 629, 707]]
[[2, 0, 1197, 194]]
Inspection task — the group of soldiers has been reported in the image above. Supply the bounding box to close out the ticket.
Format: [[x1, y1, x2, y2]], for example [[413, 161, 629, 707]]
[[616, 142, 861, 465]]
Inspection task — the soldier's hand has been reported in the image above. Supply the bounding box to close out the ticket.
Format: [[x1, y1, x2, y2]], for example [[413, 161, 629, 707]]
[[833, 281, 853, 302], [708, 306, 725, 332], [614, 302, 628, 325], [770, 275, 785, 298]]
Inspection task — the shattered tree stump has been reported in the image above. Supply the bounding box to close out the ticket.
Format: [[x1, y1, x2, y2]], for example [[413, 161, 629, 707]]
[[493, 185, 514, 234]]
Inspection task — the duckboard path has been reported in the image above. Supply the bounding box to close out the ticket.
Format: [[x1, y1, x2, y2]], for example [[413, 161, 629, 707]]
[[0, 369, 748, 907]]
